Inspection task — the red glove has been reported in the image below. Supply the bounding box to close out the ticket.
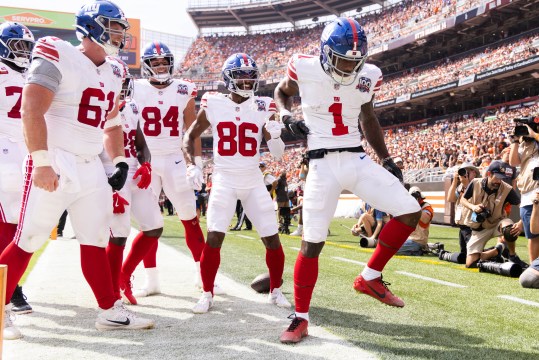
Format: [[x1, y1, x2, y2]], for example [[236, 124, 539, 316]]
[[133, 162, 152, 189], [112, 191, 129, 214]]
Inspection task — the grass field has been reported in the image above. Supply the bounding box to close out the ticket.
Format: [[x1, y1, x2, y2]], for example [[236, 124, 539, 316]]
[[160, 215, 538, 360]]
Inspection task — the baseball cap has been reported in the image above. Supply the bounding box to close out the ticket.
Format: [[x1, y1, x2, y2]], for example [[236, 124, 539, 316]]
[[409, 186, 425, 199], [259, 162, 266, 167], [458, 162, 480, 176], [487, 161, 512, 181], [394, 157, 403, 164]]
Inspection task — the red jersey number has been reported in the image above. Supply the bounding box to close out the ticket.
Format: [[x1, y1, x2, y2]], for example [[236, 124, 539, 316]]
[[142, 106, 180, 137], [5, 86, 22, 119], [77, 88, 115, 128], [329, 102, 349, 136], [124, 129, 137, 158], [216, 122, 259, 156]]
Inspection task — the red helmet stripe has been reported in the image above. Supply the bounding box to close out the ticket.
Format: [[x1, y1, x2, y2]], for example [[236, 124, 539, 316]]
[[242, 53, 249, 65], [347, 18, 359, 51], [154, 41, 162, 55]]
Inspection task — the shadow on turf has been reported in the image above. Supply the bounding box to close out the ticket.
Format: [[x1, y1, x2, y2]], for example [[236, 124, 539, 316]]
[[310, 306, 538, 360]]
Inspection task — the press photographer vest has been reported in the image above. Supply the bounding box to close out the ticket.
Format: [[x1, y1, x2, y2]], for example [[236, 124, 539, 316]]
[[464, 178, 512, 230], [455, 183, 473, 226], [408, 201, 433, 247], [516, 140, 539, 194]]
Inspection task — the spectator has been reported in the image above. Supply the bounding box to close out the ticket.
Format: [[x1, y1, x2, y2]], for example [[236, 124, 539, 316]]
[[397, 186, 434, 256]]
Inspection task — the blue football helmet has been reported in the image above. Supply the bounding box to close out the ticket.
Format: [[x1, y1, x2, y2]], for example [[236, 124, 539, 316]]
[[0, 22, 35, 71], [222, 53, 259, 98], [75, 1, 130, 56], [320, 17, 368, 86], [141, 41, 174, 83]]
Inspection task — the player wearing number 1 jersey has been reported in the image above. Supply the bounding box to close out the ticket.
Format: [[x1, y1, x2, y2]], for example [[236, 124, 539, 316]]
[[0, 1, 154, 340], [184, 53, 290, 314], [121, 41, 210, 301], [275, 18, 421, 343], [0, 22, 35, 321]]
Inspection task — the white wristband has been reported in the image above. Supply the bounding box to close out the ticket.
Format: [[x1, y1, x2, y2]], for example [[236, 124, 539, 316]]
[[194, 156, 203, 169], [112, 156, 126, 165], [31, 150, 51, 167], [279, 109, 292, 122], [104, 114, 122, 129]]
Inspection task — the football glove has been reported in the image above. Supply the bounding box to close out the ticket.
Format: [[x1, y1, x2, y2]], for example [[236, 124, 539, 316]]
[[282, 115, 309, 140], [112, 191, 129, 214], [265, 120, 282, 139], [108, 162, 129, 191], [187, 164, 203, 191], [133, 162, 152, 189], [382, 157, 403, 183]]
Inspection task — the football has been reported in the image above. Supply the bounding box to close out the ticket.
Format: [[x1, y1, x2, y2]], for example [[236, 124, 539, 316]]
[[250, 272, 283, 293]]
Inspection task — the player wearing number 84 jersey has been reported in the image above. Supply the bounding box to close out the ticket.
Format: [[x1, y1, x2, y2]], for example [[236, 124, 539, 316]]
[[123, 41, 211, 300], [276, 17, 421, 344]]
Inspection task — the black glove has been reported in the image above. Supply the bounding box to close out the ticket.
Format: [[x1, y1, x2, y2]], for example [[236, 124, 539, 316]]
[[108, 162, 129, 191], [382, 157, 403, 183], [282, 115, 309, 140]]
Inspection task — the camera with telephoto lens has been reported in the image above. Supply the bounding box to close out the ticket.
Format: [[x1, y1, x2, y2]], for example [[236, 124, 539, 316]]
[[427, 242, 444, 254], [513, 116, 539, 137], [471, 208, 491, 223], [457, 167, 467, 177], [533, 167, 539, 181], [359, 237, 378, 248], [478, 260, 523, 278]]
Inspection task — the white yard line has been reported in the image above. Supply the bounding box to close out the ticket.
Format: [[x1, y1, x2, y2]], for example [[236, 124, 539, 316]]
[[235, 234, 255, 240], [289, 247, 301, 251], [498, 295, 539, 307], [395, 271, 467, 288], [332, 256, 367, 266]]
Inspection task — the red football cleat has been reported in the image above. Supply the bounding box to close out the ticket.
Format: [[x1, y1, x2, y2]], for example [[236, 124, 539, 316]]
[[120, 273, 138, 305], [280, 315, 309, 344], [353, 275, 405, 308]]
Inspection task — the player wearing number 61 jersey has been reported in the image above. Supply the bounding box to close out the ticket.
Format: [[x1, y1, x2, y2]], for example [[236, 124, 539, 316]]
[[121, 41, 210, 301], [0, 1, 154, 340], [184, 53, 290, 314], [275, 17, 421, 344]]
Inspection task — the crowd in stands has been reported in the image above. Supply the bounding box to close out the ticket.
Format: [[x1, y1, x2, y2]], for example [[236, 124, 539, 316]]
[[179, 0, 484, 86]]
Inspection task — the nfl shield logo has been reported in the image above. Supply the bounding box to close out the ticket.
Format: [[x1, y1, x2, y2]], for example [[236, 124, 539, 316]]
[[158, 91, 163, 95], [3, 148, 8, 154], [334, 84, 340, 90], [235, 107, 240, 112]]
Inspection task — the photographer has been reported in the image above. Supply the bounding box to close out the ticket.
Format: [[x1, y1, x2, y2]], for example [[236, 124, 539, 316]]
[[509, 119, 539, 263], [351, 203, 388, 241], [441, 163, 480, 263], [396, 186, 434, 256], [460, 162, 521, 268]]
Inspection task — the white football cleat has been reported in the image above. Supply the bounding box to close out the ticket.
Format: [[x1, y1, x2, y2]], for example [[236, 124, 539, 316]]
[[133, 267, 160, 298], [268, 287, 291, 308], [192, 291, 214, 314], [96, 300, 154, 330], [4, 304, 22, 340]]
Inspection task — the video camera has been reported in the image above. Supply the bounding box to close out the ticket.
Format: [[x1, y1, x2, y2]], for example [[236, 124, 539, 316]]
[[513, 116, 539, 137], [478, 260, 523, 278], [359, 237, 377, 248], [471, 208, 491, 223]]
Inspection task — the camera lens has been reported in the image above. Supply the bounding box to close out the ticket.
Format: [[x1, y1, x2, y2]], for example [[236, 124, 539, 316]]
[[458, 168, 467, 176]]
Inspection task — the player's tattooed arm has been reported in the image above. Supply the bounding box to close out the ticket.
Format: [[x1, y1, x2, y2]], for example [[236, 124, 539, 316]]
[[183, 107, 210, 166], [359, 97, 390, 161], [135, 122, 151, 164], [274, 77, 298, 112]]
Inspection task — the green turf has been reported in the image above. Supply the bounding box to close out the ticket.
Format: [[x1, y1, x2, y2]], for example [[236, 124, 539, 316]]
[[160, 215, 539, 360]]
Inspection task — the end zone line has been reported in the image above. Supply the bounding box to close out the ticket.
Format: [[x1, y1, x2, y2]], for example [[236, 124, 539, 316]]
[[332, 256, 367, 266], [395, 271, 467, 288], [498, 295, 539, 307]]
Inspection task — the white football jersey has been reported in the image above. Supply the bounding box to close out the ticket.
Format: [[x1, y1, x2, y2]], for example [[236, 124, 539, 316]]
[[0, 64, 26, 141], [201, 92, 276, 189], [133, 78, 197, 156], [32, 36, 123, 156], [99, 99, 140, 172], [287, 54, 382, 151]]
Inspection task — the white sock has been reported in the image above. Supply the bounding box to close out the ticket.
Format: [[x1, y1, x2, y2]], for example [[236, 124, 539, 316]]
[[361, 266, 381, 281], [295, 312, 309, 322]]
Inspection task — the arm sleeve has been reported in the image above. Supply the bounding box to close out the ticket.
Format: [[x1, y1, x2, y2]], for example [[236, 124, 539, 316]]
[[506, 189, 521, 206], [463, 182, 474, 199], [26, 57, 62, 93]]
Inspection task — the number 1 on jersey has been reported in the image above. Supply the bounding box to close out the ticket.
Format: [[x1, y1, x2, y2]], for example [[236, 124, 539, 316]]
[[329, 102, 348, 136]]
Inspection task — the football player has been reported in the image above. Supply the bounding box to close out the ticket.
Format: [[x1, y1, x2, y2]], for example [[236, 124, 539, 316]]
[[121, 40, 219, 300], [0, 22, 35, 317], [0, 1, 154, 340], [275, 18, 422, 343], [98, 59, 164, 305], [184, 53, 290, 314]]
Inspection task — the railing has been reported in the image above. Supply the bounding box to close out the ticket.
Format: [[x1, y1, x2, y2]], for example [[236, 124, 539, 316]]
[[404, 167, 446, 183]]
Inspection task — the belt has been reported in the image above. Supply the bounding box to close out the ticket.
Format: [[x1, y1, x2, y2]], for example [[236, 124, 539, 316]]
[[307, 146, 365, 160]]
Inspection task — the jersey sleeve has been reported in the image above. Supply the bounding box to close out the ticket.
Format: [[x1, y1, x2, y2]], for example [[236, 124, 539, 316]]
[[287, 54, 300, 83], [200, 92, 212, 110], [183, 79, 198, 99], [369, 65, 383, 97], [32, 37, 61, 69]]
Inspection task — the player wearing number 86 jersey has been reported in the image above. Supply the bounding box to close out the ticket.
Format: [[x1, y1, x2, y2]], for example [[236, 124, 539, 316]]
[[276, 17, 421, 344], [184, 53, 289, 314]]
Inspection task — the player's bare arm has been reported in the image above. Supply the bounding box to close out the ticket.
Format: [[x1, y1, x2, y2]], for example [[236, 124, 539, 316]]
[[103, 96, 124, 160], [183, 98, 202, 164], [21, 83, 58, 192], [359, 97, 389, 161], [183, 108, 210, 165], [274, 77, 298, 111], [134, 122, 151, 164]]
